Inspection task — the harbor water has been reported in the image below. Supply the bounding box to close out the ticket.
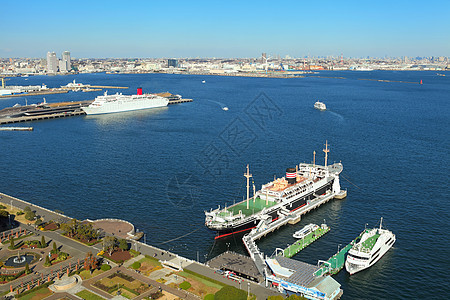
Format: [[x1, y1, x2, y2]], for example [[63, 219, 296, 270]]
[[0, 71, 448, 299]]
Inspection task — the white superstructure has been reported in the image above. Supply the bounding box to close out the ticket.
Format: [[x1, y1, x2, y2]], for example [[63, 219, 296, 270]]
[[82, 88, 169, 115], [314, 101, 326, 111], [293, 223, 319, 239], [345, 217, 396, 275]]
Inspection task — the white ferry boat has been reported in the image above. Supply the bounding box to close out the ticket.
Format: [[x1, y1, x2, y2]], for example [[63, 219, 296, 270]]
[[293, 224, 319, 239], [314, 101, 326, 111], [345, 217, 396, 275], [205, 141, 343, 239], [82, 88, 168, 115]]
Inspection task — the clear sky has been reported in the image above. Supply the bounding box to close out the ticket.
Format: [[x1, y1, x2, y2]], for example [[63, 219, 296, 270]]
[[1, 0, 449, 58]]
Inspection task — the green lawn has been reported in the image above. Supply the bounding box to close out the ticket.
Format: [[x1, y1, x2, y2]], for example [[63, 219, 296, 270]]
[[17, 287, 52, 300], [178, 271, 224, 289], [79, 269, 105, 280], [76, 289, 105, 300]]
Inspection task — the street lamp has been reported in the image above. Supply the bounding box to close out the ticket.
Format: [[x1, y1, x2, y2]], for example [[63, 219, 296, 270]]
[[247, 282, 250, 298], [337, 244, 342, 253]]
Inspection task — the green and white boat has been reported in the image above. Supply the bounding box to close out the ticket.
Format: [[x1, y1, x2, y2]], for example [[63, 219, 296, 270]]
[[345, 218, 396, 275]]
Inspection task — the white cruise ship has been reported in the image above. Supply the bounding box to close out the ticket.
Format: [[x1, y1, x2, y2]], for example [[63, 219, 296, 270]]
[[345, 218, 396, 275], [82, 88, 169, 115], [314, 101, 326, 111]]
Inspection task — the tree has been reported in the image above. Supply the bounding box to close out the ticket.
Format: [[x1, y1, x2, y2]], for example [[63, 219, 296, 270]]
[[118, 239, 129, 251], [24, 262, 30, 274], [52, 242, 58, 254], [9, 237, 15, 250], [103, 236, 117, 256], [0, 210, 9, 218], [25, 210, 36, 221], [40, 236, 46, 248], [44, 255, 51, 267], [24, 206, 31, 213]]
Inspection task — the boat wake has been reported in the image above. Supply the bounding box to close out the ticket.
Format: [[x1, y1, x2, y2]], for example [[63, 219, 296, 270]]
[[327, 110, 344, 121], [206, 99, 228, 110]]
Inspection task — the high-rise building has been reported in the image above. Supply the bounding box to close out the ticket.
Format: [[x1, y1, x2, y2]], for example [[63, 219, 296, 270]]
[[59, 60, 67, 72], [46, 52, 58, 73], [62, 51, 71, 71], [167, 59, 178, 68]]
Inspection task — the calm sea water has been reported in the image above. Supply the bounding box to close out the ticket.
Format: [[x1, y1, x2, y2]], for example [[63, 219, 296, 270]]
[[0, 71, 448, 299]]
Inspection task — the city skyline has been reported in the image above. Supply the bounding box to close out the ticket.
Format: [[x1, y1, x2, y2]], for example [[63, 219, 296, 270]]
[[1, 0, 449, 58]]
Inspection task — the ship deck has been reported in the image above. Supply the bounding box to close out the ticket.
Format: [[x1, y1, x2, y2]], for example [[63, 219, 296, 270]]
[[218, 197, 277, 218], [362, 233, 380, 250]]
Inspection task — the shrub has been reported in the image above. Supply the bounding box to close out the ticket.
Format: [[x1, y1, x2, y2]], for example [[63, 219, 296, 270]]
[[0, 204, 6, 209], [16, 211, 24, 215], [100, 264, 111, 271], [204, 294, 215, 300], [179, 281, 191, 290], [131, 261, 141, 270]]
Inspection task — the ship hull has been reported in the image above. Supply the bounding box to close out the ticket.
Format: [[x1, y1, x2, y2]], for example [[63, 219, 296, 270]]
[[82, 96, 168, 115], [208, 180, 333, 238]]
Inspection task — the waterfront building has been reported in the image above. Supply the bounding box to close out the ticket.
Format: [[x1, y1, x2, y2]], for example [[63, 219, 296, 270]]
[[46, 51, 58, 73], [62, 51, 71, 71], [168, 59, 178, 68]]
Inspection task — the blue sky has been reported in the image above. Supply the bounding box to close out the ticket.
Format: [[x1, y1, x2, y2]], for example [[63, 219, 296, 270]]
[[1, 0, 449, 58]]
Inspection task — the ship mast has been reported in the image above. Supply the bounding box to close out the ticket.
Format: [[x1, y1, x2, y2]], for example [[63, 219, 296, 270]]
[[244, 165, 252, 209], [323, 140, 330, 167]]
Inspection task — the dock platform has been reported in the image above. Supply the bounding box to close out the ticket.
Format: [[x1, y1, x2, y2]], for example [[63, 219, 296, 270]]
[[280, 224, 330, 258], [0, 126, 33, 131], [0, 110, 85, 125], [168, 98, 193, 104], [314, 232, 363, 277]]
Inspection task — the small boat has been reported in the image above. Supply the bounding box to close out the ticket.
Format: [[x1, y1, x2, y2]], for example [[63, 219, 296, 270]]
[[314, 101, 326, 111], [202, 80, 206, 83], [222, 107, 229, 111], [345, 217, 396, 275], [293, 224, 319, 239]]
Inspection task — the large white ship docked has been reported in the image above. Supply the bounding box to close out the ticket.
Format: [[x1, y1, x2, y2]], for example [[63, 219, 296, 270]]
[[205, 142, 343, 239], [82, 88, 169, 115], [345, 217, 396, 275]]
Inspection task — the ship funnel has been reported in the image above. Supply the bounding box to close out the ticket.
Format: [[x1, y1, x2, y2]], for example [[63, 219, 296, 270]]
[[137, 87, 143, 95], [286, 168, 296, 184]]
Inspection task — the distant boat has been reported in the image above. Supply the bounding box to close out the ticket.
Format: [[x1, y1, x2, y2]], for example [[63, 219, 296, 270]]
[[436, 73, 445, 77], [222, 107, 229, 111], [202, 80, 206, 84], [314, 101, 326, 111]]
